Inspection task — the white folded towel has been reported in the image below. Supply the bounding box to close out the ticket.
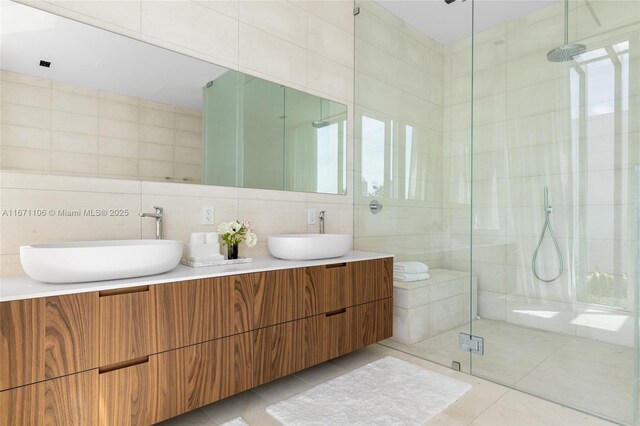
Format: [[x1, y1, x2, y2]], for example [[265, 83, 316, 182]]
[[394, 262, 429, 274], [394, 272, 430, 282]]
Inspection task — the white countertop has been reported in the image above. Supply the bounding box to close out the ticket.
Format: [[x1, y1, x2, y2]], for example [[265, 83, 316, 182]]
[[0, 251, 393, 302]]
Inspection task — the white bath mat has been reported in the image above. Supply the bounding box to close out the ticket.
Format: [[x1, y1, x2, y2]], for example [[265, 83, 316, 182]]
[[219, 417, 249, 426], [266, 356, 471, 426]]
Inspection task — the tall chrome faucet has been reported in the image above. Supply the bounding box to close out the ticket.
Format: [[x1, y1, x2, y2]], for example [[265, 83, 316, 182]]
[[318, 210, 326, 234], [140, 206, 164, 239]]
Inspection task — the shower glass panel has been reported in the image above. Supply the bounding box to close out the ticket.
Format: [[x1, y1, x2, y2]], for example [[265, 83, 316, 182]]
[[469, 0, 640, 423], [353, 0, 475, 372], [355, 0, 639, 424]]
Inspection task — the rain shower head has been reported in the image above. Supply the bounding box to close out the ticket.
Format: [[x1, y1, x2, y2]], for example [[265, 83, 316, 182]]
[[312, 98, 330, 128], [548, 0, 586, 62], [547, 42, 587, 62]]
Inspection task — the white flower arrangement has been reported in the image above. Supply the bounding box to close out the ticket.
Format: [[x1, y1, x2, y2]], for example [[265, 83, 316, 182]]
[[217, 219, 258, 248]]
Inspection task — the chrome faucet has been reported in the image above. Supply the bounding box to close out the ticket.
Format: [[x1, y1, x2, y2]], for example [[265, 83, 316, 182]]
[[140, 206, 164, 239], [318, 210, 326, 234]]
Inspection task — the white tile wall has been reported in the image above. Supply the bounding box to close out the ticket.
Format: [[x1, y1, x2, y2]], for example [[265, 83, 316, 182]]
[[353, 1, 447, 269]]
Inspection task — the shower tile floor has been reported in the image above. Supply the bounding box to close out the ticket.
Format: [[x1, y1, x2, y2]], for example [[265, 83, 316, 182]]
[[382, 319, 634, 424], [158, 342, 612, 426]]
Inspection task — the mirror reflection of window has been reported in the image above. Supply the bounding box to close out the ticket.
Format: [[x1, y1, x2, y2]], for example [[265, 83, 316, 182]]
[[316, 123, 339, 194]]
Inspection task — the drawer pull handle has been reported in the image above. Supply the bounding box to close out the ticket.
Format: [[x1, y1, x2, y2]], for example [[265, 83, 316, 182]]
[[326, 308, 347, 317], [99, 285, 149, 297], [326, 263, 347, 269], [99, 356, 149, 374]]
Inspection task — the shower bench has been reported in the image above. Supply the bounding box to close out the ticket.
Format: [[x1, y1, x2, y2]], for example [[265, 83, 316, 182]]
[[392, 269, 477, 345]]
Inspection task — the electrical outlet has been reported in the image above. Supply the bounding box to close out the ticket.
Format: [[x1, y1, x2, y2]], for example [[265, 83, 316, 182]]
[[202, 206, 214, 225], [307, 208, 316, 225]]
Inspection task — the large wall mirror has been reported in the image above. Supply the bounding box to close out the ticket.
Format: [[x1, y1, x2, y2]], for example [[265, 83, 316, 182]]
[[0, 2, 348, 195]]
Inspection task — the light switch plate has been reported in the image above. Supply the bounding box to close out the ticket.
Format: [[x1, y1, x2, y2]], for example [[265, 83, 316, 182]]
[[307, 208, 316, 225], [202, 206, 214, 225]]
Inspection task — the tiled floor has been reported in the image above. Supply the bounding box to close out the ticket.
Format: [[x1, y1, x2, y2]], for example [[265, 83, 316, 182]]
[[158, 343, 614, 426], [383, 319, 634, 424]]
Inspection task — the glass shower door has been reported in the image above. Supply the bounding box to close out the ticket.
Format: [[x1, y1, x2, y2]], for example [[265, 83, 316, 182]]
[[353, 0, 477, 374], [468, 0, 640, 423]]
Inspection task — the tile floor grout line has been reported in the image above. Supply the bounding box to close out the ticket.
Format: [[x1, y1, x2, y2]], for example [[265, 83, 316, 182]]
[[197, 407, 222, 425], [511, 333, 576, 389], [199, 406, 222, 425], [464, 387, 514, 425]]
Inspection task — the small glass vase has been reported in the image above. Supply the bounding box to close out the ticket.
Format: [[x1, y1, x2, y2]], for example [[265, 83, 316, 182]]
[[227, 243, 239, 260]]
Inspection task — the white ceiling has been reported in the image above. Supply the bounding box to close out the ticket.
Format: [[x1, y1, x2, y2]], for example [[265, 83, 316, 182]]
[[376, 0, 558, 45], [1, 2, 228, 110]]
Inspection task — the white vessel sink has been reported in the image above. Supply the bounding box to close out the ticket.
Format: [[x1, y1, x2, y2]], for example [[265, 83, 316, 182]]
[[267, 234, 352, 261], [20, 240, 183, 283]]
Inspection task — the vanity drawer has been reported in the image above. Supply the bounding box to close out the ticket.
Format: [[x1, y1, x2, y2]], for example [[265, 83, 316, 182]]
[[0, 293, 99, 391], [253, 321, 301, 386], [0, 370, 98, 426], [304, 262, 353, 315], [0, 299, 43, 391], [252, 269, 304, 328], [98, 357, 155, 426], [183, 332, 252, 411], [154, 276, 253, 352], [354, 299, 393, 349], [99, 286, 157, 366], [320, 306, 355, 362], [352, 258, 393, 305], [322, 262, 353, 312]]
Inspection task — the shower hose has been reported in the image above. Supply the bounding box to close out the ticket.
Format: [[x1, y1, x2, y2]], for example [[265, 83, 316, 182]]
[[532, 186, 564, 282]]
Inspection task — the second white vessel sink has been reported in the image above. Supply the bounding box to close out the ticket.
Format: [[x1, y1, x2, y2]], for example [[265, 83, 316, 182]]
[[20, 239, 183, 283], [267, 234, 352, 260]]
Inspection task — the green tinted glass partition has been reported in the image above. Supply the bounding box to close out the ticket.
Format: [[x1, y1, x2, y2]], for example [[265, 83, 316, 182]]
[[203, 70, 347, 194]]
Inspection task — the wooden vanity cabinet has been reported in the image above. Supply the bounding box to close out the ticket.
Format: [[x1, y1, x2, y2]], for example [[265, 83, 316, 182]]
[[181, 332, 253, 412], [154, 276, 253, 352], [305, 263, 353, 314], [97, 332, 254, 426], [98, 358, 155, 426], [0, 370, 98, 426], [320, 307, 355, 361], [99, 286, 156, 366], [0, 293, 99, 391], [0, 298, 43, 391], [0, 257, 392, 426], [253, 321, 300, 386], [252, 268, 305, 328], [44, 293, 99, 379], [353, 257, 393, 304], [253, 316, 322, 387], [355, 299, 393, 348]]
